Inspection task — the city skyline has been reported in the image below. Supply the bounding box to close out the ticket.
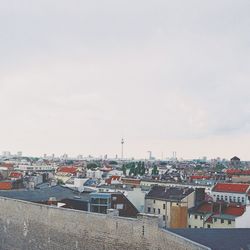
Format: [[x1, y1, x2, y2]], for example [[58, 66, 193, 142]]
[[1, 1, 250, 159]]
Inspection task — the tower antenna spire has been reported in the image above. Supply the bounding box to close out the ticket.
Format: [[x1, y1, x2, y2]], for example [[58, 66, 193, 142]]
[[121, 138, 125, 160]]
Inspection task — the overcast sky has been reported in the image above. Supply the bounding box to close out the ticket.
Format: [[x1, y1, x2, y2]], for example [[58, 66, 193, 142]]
[[0, 0, 250, 159]]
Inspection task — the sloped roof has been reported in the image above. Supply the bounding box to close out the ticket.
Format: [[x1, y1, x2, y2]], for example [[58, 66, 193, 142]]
[[230, 156, 240, 161], [224, 205, 245, 217], [9, 172, 23, 178], [57, 166, 78, 174], [146, 186, 194, 201], [226, 169, 250, 176], [212, 183, 250, 194], [168, 229, 250, 250]]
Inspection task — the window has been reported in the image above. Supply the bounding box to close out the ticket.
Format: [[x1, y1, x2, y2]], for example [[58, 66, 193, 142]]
[[229, 196, 232, 202], [188, 225, 191, 228], [163, 215, 166, 221], [221, 219, 224, 224], [225, 196, 228, 201], [233, 197, 236, 202], [163, 204, 166, 209], [214, 218, 217, 222], [217, 195, 219, 200], [207, 225, 211, 228], [194, 215, 198, 219], [242, 197, 245, 203], [237, 197, 240, 203], [153, 200, 156, 204], [228, 220, 231, 225], [153, 208, 156, 213], [200, 215, 203, 220], [221, 195, 223, 200], [116, 204, 124, 210], [194, 226, 197, 228], [147, 207, 151, 213], [158, 208, 161, 214]]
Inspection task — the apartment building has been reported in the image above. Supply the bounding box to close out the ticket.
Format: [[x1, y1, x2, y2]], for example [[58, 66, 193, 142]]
[[144, 186, 202, 228], [211, 183, 250, 205], [188, 201, 250, 229]]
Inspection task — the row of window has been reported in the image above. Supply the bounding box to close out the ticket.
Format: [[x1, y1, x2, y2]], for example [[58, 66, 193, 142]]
[[193, 215, 232, 225], [189, 225, 211, 228], [213, 218, 231, 224], [214, 194, 245, 203], [153, 200, 166, 209], [147, 207, 161, 214]]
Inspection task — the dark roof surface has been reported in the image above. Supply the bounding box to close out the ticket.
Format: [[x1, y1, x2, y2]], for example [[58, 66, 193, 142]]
[[231, 156, 240, 161], [168, 229, 250, 250], [0, 184, 90, 202], [146, 186, 194, 201]]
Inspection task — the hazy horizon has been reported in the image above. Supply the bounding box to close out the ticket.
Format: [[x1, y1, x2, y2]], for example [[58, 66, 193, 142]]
[[1, 1, 250, 160]]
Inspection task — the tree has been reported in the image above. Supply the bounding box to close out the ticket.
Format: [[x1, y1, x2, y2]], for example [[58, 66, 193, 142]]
[[215, 163, 225, 172], [140, 162, 146, 175], [87, 162, 99, 170], [129, 163, 136, 176], [122, 164, 127, 175], [152, 165, 159, 175], [137, 162, 141, 176]]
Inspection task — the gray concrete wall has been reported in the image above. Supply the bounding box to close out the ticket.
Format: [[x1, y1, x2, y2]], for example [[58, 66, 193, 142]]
[[0, 197, 208, 250]]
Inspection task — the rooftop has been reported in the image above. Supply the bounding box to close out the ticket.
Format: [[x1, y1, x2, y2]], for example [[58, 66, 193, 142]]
[[146, 186, 194, 201], [168, 228, 250, 250], [212, 183, 250, 194], [0, 184, 90, 203]]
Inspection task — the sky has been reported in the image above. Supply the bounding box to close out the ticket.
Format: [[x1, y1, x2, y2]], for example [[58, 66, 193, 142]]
[[0, 0, 250, 160]]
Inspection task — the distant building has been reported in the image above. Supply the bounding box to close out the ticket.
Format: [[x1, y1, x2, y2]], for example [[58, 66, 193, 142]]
[[121, 177, 141, 188], [230, 156, 241, 168], [140, 179, 213, 194], [17, 151, 22, 157], [55, 166, 82, 183]]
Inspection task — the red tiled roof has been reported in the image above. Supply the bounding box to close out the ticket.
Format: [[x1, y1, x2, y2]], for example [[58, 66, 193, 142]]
[[57, 166, 78, 174], [1, 163, 14, 169], [197, 203, 213, 213], [213, 183, 250, 194], [105, 175, 121, 185], [9, 172, 23, 178], [226, 169, 250, 176], [224, 205, 245, 217]]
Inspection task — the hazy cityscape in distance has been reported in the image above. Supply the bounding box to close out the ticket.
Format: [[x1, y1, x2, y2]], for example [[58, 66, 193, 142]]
[[1, 1, 250, 250]]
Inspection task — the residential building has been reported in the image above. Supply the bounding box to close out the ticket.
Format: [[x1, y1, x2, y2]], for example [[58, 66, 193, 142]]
[[89, 192, 138, 217], [121, 177, 141, 188], [144, 186, 203, 228], [211, 183, 250, 205], [141, 179, 213, 195], [188, 201, 250, 229]]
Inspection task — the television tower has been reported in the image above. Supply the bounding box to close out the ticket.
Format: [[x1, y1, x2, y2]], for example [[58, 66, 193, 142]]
[[121, 138, 125, 160]]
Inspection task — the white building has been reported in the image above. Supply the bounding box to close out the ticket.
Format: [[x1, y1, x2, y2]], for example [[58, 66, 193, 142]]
[[211, 183, 250, 205]]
